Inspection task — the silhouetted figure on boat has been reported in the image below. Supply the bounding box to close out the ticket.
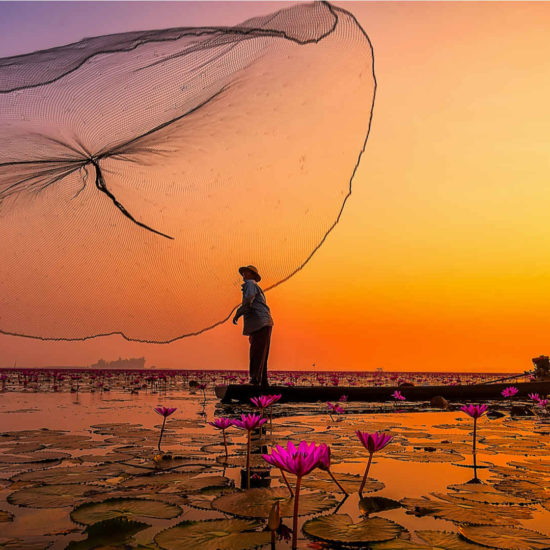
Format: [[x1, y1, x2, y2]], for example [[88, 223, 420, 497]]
[[233, 265, 274, 388]]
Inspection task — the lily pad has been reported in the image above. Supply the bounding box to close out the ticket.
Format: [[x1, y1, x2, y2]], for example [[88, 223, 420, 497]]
[[155, 518, 271, 550], [460, 525, 550, 549], [508, 459, 550, 476], [387, 450, 465, 463], [0, 510, 14, 522], [70, 497, 182, 525], [11, 466, 115, 485], [303, 513, 403, 545], [303, 473, 384, 494], [66, 517, 150, 550], [401, 496, 524, 525], [371, 530, 488, 549], [359, 496, 402, 515], [0, 539, 52, 549], [8, 484, 99, 508], [212, 487, 337, 518], [446, 483, 532, 505], [0, 452, 70, 464], [493, 479, 550, 502], [120, 473, 228, 493]]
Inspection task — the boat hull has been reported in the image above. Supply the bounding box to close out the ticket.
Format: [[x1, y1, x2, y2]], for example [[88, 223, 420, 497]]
[[215, 380, 550, 403]]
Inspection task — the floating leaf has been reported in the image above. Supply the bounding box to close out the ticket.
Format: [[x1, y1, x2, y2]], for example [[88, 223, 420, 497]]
[[401, 496, 521, 525], [303, 513, 403, 545], [8, 484, 99, 508], [0, 539, 52, 549], [120, 473, 228, 493], [71, 497, 182, 525], [12, 466, 117, 485], [508, 459, 550, 476], [372, 530, 488, 549], [212, 487, 337, 518], [460, 525, 550, 550], [493, 479, 550, 502], [0, 451, 70, 464], [303, 473, 384, 494], [66, 517, 150, 550], [155, 519, 271, 550], [75, 452, 134, 463], [0, 510, 14, 522], [387, 450, 465, 463], [215, 455, 267, 468], [359, 496, 401, 515], [446, 483, 531, 505]]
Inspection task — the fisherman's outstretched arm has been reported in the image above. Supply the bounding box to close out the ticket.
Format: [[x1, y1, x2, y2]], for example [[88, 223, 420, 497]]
[[234, 283, 257, 320]]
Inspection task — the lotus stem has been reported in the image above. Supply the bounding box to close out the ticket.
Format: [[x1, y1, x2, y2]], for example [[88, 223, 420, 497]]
[[223, 429, 228, 460], [473, 417, 477, 455], [292, 475, 302, 550], [328, 469, 348, 496], [269, 405, 273, 433], [280, 469, 294, 497], [359, 452, 373, 496], [246, 430, 251, 489], [157, 415, 167, 453]]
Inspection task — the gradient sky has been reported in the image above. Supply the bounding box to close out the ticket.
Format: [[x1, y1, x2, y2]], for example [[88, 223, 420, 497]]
[[1, 1, 549, 373]]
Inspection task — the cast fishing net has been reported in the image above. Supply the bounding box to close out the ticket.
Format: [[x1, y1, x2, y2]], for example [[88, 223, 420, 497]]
[[0, 1, 375, 342]]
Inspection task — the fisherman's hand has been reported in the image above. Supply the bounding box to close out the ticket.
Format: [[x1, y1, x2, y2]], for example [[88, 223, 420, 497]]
[[232, 316, 239, 325]]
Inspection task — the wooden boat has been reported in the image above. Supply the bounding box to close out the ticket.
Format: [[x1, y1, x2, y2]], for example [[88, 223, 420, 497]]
[[215, 380, 550, 404]]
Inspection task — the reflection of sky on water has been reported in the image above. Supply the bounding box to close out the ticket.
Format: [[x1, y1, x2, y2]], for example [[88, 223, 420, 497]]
[[1, 387, 549, 548]]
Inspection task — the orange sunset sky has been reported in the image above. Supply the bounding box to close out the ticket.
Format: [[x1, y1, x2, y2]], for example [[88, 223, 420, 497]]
[[1, 1, 550, 373]]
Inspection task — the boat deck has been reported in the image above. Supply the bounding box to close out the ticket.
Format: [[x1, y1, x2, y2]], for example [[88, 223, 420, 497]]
[[215, 380, 550, 403]]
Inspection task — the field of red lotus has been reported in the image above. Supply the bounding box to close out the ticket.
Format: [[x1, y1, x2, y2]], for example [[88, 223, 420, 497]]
[[1, 369, 549, 549]]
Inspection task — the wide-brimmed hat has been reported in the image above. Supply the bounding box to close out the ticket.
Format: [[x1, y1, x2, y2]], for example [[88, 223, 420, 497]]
[[238, 265, 261, 282]]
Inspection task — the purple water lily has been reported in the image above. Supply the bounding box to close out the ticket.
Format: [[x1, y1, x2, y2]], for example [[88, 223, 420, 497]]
[[263, 441, 326, 549], [356, 431, 393, 496], [154, 406, 177, 453]]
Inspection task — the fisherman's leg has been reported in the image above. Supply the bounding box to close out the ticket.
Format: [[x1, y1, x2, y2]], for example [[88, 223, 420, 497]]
[[260, 326, 272, 388], [249, 331, 262, 386]]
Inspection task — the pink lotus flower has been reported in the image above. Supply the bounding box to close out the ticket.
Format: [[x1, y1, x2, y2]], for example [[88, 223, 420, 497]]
[[391, 390, 406, 401], [461, 403, 488, 456], [153, 406, 176, 453], [327, 402, 345, 415], [209, 417, 233, 460], [250, 394, 281, 410], [356, 431, 393, 495], [538, 399, 548, 408], [233, 414, 267, 489], [266, 394, 282, 406], [501, 386, 519, 398], [356, 431, 393, 454], [209, 417, 233, 430], [460, 404, 488, 419], [154, 406, 177, 417], [263, 441, 326, 549], [263, 440, 325, 477], [528, 393, 541, 402], [232, 413, 267, 431]]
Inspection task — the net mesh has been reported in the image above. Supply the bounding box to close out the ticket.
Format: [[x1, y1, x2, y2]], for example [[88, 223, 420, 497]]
[[0, 1, 375, 343]]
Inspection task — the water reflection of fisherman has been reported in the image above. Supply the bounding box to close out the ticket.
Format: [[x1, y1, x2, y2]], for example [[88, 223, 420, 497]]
[[232, 265, 274, 388]]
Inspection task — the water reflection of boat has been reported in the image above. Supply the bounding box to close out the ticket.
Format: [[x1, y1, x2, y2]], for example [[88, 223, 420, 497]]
[[215, 380, 550, 403]]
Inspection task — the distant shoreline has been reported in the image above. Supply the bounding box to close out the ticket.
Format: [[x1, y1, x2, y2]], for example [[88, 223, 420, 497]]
[[0, 366, 518, 376]]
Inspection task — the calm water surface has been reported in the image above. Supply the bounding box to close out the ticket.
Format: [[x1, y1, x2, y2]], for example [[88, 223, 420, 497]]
[[1, 383, 549, 549]]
